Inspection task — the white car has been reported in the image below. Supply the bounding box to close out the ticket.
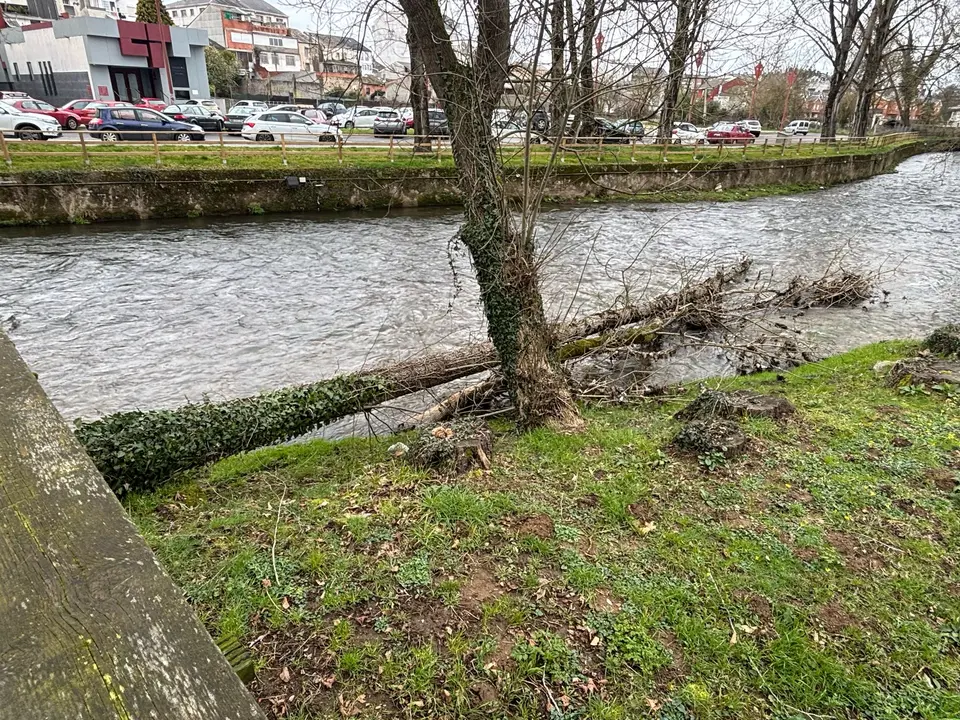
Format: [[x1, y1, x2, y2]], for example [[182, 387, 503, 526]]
[[232, 100, 268, 109], [0, 100, 61, 140], [184, 98, 221, 112], [329, 106, 393, 129], [268, 104, 309, 114], [672, 121, 704, 144], [780, 119, 811, 135], [241, 110, 340, 142], [740, 119, 762, 136]]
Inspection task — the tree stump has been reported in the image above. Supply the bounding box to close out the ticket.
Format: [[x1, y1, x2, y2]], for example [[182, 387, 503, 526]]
[[887, 357, 960, 388], [410, 418, 493, 473], [673, 419, 749, 458], [675, 389, 795, 422], [923, 324, 960, 357]]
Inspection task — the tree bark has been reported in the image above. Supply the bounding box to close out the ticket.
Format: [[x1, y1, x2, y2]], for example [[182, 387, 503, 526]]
[[578, 0, 597, 128], [550, 0, 566, 134], [657, 0, 708, 142], [852, 0, 900, 137], [0, 331, 265, 720], [407, 25, 430, 150]]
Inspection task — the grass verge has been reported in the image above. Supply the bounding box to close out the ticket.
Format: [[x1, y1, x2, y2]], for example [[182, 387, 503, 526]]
[[127, 341, 960, 719]]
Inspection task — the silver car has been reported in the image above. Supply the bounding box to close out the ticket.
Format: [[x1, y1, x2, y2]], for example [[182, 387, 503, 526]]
[[373, 109, 406, 136]]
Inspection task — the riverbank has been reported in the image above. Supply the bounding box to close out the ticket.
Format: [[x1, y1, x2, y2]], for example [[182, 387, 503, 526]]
[[0, 137, 951, 226], [127, 341, 960, 720]]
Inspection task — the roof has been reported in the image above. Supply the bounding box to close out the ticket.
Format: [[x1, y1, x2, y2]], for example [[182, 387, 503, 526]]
[[165, 0, 287, 18], [287, 28, 370, 53]]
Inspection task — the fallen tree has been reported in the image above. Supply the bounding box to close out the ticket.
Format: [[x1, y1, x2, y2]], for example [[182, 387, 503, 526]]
[[75, 257, 884, 494]]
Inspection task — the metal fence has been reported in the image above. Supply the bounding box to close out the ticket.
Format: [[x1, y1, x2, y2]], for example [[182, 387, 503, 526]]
[[0, 128, 920, 170]]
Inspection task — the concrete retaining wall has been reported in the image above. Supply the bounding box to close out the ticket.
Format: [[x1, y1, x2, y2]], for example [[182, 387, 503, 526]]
[[0, 141, 949, 226]]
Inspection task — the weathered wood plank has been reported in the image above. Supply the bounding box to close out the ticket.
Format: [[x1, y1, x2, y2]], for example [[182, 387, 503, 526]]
[[0, 331, 265, 719]]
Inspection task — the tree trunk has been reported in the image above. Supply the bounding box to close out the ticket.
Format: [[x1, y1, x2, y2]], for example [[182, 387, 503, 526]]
[[821, 68, 844, 139], [399, 0, 582, 430], [549, 0, 566, 134], [407, 25, 430, 150], [0, 331, 266, 720], [564, 0, 580, 133], [657, 0, 707, 142], [852, 0, 900, 137], [578, 0, 597, 127]]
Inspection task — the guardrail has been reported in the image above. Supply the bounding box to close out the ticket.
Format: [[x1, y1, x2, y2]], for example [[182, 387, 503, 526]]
[[0, 128, 921, 170]]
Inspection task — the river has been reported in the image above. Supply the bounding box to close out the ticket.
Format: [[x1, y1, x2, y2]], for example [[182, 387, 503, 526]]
[[1, 152, 957, 422]]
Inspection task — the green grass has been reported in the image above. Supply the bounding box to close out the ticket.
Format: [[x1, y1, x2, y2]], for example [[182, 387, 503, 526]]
[[0, 137, 919, 174], [127, 341, 960, 719]]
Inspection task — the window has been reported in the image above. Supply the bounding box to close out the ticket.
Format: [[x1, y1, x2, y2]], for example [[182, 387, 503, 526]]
[[113, 109, 137, 120], [268, 37, 281, 46], [188, 8, 194, 15], [12, 63, 18, 81], [136, 109, 163, 121], [22, 100, 38, 109], [271, 53, 279, 65], [171, 9, 177, 16], [284, 55, 295, 66], [26, 62, 33, 80]]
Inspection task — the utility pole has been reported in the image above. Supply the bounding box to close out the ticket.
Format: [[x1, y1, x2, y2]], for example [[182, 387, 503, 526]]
[[749, 60, 763, 119]]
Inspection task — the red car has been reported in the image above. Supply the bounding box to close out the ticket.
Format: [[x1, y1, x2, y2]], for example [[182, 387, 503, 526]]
[[8, 98, 84, 130], [136, 98, 167, 111], [60, 99, 133, 126], [706, 122, 755, 145]]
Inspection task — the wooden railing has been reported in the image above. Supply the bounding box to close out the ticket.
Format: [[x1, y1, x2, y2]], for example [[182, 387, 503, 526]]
[[0, 127, 922, 170], [0, 329, 265, 720]]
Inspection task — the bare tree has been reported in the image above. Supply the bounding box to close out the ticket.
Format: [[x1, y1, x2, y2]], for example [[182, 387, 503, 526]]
[[851, 0, 903, 136], [399, 0, 582, 430]]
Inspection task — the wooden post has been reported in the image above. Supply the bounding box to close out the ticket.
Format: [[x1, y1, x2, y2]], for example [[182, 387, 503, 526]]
[[79, 129, 90, 165], [717, 140, 723, 158], [435, 136, 441, 162], [152, 132, 160, 165], [659, 141, 667, 162], [0, 131, 11, 166], [630, 134, 636, 162], [337, 135, 344, 164], [280, 133, 287, 166], [796, 137, 802, 155], [780, 138, 787, 156], [389, 133, 395, 162], [762, 137, 768, 155], [559, 134, 565, 163], [0, 331, 266, 720], [741, 141, 748, 159], [219, 131, 226, 166], [596, 136, 603, 162]]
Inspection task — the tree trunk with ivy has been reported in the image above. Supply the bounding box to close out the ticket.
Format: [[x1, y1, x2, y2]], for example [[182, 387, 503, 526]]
[[399, 0, 581, 430], [407, 25, 431, 152]]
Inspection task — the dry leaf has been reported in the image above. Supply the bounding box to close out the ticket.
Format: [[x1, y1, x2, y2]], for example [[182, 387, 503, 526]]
[[279, 666, 291, 683], [645, 697, 662, 711], [321, 675, 335, 689], [281, 596, 290, 610], [261, 578, 272, 589], [729, 628, 739, 645], [737, 623, 757, 635], [639, 521, 657, 535], [590, 635, 601, 646]]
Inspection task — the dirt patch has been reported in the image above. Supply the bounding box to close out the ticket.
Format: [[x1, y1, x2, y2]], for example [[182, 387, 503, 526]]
[[628, 500, 659, 524], [516, 513, 555, 540], [716, 509, 756, 529], [460, 566, 503, 610], [589, 588, 622, 613], [654, 630, 689, 687], [733, 590, 774, 628], [792, 546, 820, 562], [817, 601, 858, 634], [826, 531, 887, 572], [894, 498, 930, 518], [924, 467, 957, 492], [890, 436, 913, 448], [405, 599, 460, 640], [472, 681, 499, 706], [874, 404, 903, 416], [786, 487, 814, 504]]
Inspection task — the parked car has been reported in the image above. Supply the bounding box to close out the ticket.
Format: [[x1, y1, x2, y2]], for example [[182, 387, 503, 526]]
[[0, 101, 62, 140], [61, 100, 133, 125], [740, 118, 762, 137], [0, 90, 29, 101], [88, 106, 204, 141], [241, 111, 340, 142], [531, 108, 549, 132], [396, 106, 414, 129], [330, 106, 392, 129], [136, 98, 168, 111], [583, 117, 631, 144], [372, 109, 407, 135], [163, 104, 225, 131], [224, 106, 257, 134], [779, 119, 810, 136], [232, 100, 268, 109], [672, 121, 705, 144], [494, 120, 544, 144], [7, 99, 83, 130], [303, 108, 327, 122], [184, 98, 221, 112], [318, 101, 347, 118], [617, 120, 646, 138], [268, 104, 311, 114], [705, 122, 755, 144], [426, 108, 449, 136]]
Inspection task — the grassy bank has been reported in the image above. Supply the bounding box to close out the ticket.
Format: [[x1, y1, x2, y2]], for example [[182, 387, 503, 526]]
[[127, 342, 959, 719], [0, 136, 917, 173]]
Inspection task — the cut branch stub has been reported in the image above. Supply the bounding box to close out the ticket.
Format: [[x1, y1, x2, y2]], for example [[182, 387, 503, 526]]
[[410, 418, 493, 474], [675, 390, 795, 422]]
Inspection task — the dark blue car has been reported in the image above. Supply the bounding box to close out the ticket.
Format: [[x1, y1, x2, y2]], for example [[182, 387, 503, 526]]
[[88, 106, 205, 142]]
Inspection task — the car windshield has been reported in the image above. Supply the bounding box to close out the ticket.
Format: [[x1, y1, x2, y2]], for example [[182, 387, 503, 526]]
[[0, 101, 18, 113], [377, 111, 399, 119], [229, 108, 254, 117]]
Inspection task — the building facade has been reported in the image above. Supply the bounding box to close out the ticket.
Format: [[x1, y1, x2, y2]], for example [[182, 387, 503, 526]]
[[0, 16, 209, 104]]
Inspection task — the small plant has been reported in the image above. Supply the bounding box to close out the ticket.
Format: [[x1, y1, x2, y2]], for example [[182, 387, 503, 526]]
[[698, 450, 728, 472], [511, 630, 579, 683], [396, 555, 432, 589], [247, 202, 265, 215], [931, 383, 957, 399], [647, 449, 671, 469], [898, 384, 930, 397]]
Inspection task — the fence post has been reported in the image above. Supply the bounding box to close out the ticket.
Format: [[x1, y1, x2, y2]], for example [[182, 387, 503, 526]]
[[152, 132, 160, 166], [717, 140, 723, 158], [762, 137, 768, 155], [796, 137, 803, 155], [559, 133, 566, 163], [741, 140, 748, 159], [280, 133, 287, 166], [780, 138, 787, 156], [389, 133, 395, 162], [659, 140, 667, 162], [337, 135, 343, 164], [78, 129, 89, 166], [630, 134, 636, 162], [435, 135, 442, 163], [596, 136, 603, 162], [219, 131, 226, 166], [0, 131, 11, 167]]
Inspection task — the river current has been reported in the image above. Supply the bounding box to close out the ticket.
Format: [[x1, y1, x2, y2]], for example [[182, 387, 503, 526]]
[[1, 152, 957, 421]]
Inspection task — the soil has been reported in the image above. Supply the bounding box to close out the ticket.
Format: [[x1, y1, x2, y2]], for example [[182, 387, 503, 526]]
[[654, 630, 689, 687], [516, 513, 555, 540], [589, 588, 623, 613], [890, 435, 913, 448], [924, 467, 957, 492], [817, 601, 858, 634], [826, 531, 887, 572], [460, 566, 503, 610], [734, 590, 774, 628]]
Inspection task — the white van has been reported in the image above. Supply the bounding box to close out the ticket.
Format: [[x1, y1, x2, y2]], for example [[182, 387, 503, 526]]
[[780, 119, 810, 136]]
